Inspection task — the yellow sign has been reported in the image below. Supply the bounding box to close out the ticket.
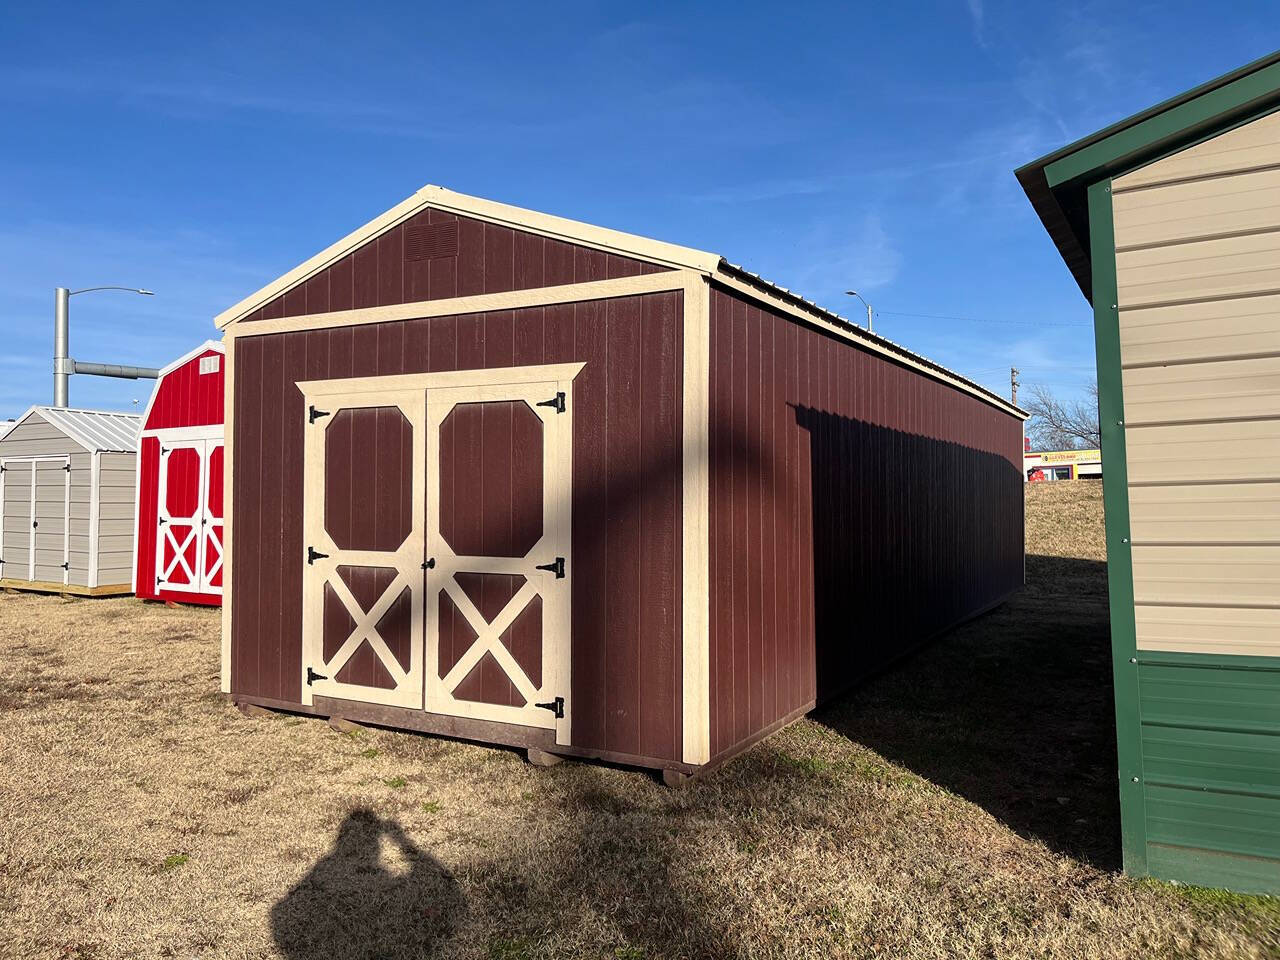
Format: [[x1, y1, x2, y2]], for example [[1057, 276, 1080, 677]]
[[1038, 449, 1101, 464]]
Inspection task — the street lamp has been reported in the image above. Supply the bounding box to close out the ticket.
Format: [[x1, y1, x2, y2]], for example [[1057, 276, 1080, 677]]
[[845, 290, 873, 334], [54, 285, 159, 407]]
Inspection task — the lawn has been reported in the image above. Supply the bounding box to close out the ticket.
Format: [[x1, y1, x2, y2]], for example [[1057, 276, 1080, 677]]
[[0, 483, 1276, 959]]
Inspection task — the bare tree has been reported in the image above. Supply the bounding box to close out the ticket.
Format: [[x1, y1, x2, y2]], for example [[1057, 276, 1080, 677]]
[[1023, 382, 1100, 451]]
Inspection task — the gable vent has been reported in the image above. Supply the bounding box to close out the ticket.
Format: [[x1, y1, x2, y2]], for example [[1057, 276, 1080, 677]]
[[405, 221, 459, 262]]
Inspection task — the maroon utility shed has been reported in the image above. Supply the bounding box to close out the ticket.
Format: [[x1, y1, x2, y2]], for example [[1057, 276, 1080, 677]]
[[216, 186, 1026, 777]]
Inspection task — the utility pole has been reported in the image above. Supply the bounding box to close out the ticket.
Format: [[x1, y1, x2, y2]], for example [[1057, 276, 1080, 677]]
[[1010, 367, 1020, 405]]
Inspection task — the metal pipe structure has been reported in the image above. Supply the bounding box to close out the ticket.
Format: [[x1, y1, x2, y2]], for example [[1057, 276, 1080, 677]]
[[71, 360, 160, 380], [53, 285, 156, 406], [54, 287, 70, 407]]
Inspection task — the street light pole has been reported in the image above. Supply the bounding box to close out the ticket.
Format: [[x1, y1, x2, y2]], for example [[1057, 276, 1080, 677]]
[[54, 285, 157, 407], [54, 287, 70, 407], [844, 290, 874, 334]]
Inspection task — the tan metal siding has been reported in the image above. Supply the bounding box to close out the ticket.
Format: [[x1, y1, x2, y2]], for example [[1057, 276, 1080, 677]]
[[0, 414, 67, 457], [1119, 292, 1280, 366], [65, 453, 91, 586], [1114, 108, 1280, 656], [1, 461, 32, 579]]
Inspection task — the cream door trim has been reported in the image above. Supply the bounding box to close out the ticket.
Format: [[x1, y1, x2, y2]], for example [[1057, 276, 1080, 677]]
[[297, 363, 587, 399], [423, 372, 575, 745], [300, 387, 427, 710]]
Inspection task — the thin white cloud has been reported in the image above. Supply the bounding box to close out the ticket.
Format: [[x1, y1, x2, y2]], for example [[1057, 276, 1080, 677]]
[[967, 0, 987, 46]]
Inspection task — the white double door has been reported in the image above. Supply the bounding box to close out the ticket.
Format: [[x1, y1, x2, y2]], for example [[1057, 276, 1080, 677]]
[[154, 437, 224, 595]]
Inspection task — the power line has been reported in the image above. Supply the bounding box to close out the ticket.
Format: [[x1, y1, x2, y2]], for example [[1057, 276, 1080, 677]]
[[877, 310, 1090, 328]]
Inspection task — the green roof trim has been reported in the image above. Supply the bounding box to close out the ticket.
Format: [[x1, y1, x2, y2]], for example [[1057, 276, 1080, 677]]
[[1015, 49, 1280, 302]]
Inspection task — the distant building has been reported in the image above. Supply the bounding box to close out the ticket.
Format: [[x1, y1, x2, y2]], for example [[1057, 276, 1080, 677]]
[[1024, 448, 1101, 482]]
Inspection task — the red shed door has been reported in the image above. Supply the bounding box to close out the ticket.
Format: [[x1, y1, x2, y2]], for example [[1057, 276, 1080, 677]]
[[153, 439, 222, 596], [301, 391, 426, 710], [424, 378, 573, 744]]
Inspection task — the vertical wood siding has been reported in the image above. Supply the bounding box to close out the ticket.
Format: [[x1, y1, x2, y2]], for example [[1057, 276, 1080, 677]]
[[231, 290, 684, 762], [241, 211, 669, 323], [142, 349, 224, 431], [707, 286, 1024, 760], [135, 348, 225, 605]]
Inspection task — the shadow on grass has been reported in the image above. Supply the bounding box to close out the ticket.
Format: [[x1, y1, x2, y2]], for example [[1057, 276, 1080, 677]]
[[270, 809, 466, 958], [813, 553, 1120, 870]]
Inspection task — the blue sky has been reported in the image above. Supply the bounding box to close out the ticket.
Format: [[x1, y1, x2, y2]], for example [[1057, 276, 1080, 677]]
[[1, 2, 1274, 418]]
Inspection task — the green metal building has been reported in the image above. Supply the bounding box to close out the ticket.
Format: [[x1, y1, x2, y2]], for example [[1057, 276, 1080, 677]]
[[1018, 52, 1280, 895]]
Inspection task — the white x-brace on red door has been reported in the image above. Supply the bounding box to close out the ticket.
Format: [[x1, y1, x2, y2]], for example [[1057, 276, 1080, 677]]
[[154, 438, 224, 595]]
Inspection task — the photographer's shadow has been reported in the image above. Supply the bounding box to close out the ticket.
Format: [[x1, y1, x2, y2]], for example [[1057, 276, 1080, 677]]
[[271, 808, 465, 959]]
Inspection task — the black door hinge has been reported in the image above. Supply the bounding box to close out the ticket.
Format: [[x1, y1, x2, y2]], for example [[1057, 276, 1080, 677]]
[[536, 392, 566, 414], [158, 517, 167, 525], [63, 463, 71, 472], [307, 666, 328, 685], [534, 696, 564, 719], [307, 546, 329, 565], [32, 520, 38, 529], [534, 556, 565, 579], [309, 405, 331, 424], [61, 562, 69, 570], [421, 557, 435, 570]]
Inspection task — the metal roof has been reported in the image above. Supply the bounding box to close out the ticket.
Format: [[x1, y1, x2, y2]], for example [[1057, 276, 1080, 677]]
[[1016, 49, 1280, 302], [18, 406, 140, 453], [716, 261, 1024, 417], [217, 186, 1025, 419]]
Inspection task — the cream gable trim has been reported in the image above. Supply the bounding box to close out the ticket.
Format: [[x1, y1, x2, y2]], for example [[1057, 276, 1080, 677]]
[[214, 185, 719, 329], [223, 272, 687, 341]]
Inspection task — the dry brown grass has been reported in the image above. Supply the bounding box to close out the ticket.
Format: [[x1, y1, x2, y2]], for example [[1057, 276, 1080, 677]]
[[1, 483, 1277, 959]]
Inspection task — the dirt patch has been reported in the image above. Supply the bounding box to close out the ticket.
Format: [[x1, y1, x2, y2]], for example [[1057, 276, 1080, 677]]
[[0, 484, 1275, 959]]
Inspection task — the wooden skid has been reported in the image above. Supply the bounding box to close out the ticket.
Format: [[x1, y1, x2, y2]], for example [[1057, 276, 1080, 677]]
[[0, 579, 132, 597], [228, 692, 828, 779]]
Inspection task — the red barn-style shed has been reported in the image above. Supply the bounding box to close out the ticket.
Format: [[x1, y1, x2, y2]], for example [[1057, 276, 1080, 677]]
[[133, 340, 225, 606], [215, 186, 1026, 779]]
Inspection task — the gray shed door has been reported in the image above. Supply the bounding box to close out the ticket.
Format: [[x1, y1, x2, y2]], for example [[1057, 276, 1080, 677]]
[[1, 457, 70, 584], [1, 462, 33, 579]]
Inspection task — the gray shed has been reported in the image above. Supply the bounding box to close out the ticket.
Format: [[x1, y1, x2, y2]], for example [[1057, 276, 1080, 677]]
[[0, 406, 140, 595]]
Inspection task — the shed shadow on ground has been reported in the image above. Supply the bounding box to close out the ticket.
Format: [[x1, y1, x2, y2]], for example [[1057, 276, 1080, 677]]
[[790, 406, 1119, 869], [812, 553, 1120, 870], [270, 808, 466, 958]]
